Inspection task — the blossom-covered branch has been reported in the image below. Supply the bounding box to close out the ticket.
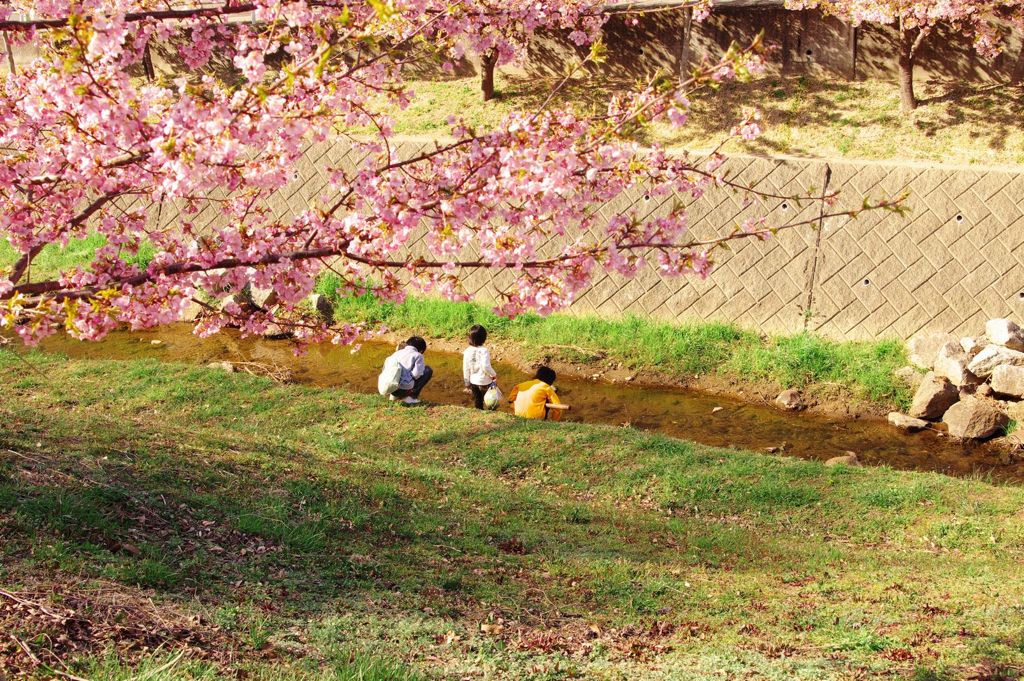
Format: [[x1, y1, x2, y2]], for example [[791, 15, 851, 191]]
[[1, 0, 898, 349]]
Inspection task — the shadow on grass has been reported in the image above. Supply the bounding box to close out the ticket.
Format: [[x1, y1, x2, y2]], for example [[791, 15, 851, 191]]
[[2, 366, 684, 611], [410, 70, 1024, 164], [912, 80, 1024, 154]]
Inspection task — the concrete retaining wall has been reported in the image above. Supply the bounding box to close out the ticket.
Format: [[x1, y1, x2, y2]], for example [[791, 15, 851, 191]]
[[120, 139, 1024, 342], [445, 150, 1024, 340]]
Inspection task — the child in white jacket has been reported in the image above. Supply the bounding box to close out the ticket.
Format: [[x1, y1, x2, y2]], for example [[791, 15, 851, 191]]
[[387, 336, 432, 405], [463, 325, 497, 409]]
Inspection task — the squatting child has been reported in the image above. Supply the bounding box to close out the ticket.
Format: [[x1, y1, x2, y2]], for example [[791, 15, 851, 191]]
[[508, 366, 564, 421]]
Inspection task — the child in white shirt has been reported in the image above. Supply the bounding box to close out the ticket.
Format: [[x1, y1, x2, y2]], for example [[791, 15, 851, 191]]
[[463, 325, 497, 409]]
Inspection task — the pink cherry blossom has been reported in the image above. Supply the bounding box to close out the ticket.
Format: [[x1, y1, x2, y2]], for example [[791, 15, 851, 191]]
[[0, 1, 898, 349]]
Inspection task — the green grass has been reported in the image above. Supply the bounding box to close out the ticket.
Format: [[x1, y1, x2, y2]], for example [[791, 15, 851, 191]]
[[0, 233, 155, 284], [390, 73, 1024, 167], [77, 649, 424, 681], [319, 278, 912, 409], [2, 352, 1022, 678], [723, 332, 910, 406]]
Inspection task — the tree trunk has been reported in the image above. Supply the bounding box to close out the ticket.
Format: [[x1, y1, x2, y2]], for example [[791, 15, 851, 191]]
[[142, 43, 155, 81], [480, 50, 498, 102], [2, 33, 15, 76], [897, 28, 917, 111]]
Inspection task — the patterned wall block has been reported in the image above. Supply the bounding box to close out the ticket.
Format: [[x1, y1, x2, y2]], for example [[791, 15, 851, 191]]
[[130, 138, 1024, 341]]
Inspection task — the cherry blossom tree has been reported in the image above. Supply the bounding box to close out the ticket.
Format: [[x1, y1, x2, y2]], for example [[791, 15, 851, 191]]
[[787, 0, 1024, 110], [0, 1, 899, 351], [435, 0, 605, 101]]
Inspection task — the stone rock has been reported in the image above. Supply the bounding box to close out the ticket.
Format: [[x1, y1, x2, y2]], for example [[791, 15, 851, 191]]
[[711, 406, 725, 414], [975, 384, 995, 399], [310, 293, 335, 324], [991, 365, 1024, 399], [907, 331, 958, 370], [932, 341, 978, 387], [960, 336, 982, 356], [825, 452, 860, 467], [262, 322, 293, 340], [908, 372, 960, 420], [966, 344, 1024, 379], [219, 288, 256, 314], [1007, 401, 1024, 423], [251, 287, 279, 311], [894, 366, 924, 391], [985, 318, 1024, 352], [207, 361, 235, 373], [775, 389, 802, 410], [887, 412, 929, 432], [942, 397, 1009, 440], [181, 300, 205, 322]]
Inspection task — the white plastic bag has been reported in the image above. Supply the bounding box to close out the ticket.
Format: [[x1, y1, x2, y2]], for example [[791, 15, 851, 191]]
[[377, 355, 403, 396], [483, 383, 503, 410]]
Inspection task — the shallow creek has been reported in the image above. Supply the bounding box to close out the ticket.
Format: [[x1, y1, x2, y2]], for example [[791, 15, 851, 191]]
[[32, 323, 1023, 482]]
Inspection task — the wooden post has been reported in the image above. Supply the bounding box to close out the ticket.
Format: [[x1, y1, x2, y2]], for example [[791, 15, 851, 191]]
[[802, 164, 832, 331]]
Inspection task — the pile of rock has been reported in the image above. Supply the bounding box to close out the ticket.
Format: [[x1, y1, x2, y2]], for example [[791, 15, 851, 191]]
[[889, 319, 1024, 445], [182, 285, 336, 337]]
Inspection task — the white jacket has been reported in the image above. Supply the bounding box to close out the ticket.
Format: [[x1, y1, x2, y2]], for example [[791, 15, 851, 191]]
[[463, 346, 497, 386], [391, 345, 426, 390]]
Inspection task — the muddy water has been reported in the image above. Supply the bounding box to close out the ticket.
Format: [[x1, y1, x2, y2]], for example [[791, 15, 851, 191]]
[[33, 324, 1023, 482]]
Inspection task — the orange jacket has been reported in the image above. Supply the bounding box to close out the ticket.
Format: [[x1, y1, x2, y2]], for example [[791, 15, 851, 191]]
[[508, 379, 562, 421]]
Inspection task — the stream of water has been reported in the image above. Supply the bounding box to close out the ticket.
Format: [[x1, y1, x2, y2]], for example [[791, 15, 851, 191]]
[[30, 324, 1022, 482]]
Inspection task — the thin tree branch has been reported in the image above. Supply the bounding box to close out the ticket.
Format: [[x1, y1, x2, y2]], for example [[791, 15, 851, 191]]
[[7, 192, 123, 285], [6, 198, 902, 303]]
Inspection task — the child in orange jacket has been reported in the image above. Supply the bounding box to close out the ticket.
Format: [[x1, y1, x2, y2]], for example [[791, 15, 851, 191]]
[[508, 366, 564, 421]]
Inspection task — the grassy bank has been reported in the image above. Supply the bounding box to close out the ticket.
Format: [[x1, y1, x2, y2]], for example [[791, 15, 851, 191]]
[[0, 233, 155, 285], [395, 74, 1024, 167], [319, 281, 912, 410], [3, 352, 1023, 679]]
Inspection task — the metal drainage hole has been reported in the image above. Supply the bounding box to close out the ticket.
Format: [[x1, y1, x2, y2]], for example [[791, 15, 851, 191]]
[[805, 49, 813, 57], [781, 201, 790, 211], [955, 214, 964, 223], [1019, 291, 1024, 300], [862, 278, 871, 287], [643, 193, 651, 202]]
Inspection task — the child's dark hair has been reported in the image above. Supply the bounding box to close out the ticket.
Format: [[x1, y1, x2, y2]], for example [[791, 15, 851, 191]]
[[535, 365, 556, 385], [468, 324, 487, 347], [405, 336, 427, 353]]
